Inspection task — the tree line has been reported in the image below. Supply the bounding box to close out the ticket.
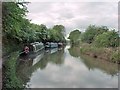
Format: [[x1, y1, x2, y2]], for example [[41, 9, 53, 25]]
[[68, 25, 120, 48], [2, 2, 66, 45]]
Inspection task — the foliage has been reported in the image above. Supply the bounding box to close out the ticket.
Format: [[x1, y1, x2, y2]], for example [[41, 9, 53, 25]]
[[48, 25, 66, 43], [38, 24, 48, 42], [79, 43, 120, 63], [2, 2, 28, 42], [2, 39, 22, 56], [68, 30, 81, 44], [94, 30, 119, 47], [81, 25, 108, 44], [2, 2, 66, 47], [110, 50, 120, 63], [3, 52, 24, 89]]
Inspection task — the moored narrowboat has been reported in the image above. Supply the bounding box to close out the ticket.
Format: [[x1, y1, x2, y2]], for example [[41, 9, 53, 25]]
[[21, 42, 44, 55], [29, 42, 44, 53], [58, 42, 63, 47], [45, 42, 58, 48]]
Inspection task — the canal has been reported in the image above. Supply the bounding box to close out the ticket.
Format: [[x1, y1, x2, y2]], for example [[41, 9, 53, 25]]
[[16, 45, 118, 88]]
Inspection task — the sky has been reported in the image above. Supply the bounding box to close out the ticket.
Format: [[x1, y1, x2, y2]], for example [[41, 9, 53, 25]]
[[26, 1, 118, 36]]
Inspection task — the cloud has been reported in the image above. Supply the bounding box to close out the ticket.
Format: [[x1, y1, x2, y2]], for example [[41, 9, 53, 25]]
[[25, 0, 119, 2], [26, 2, 118, 35]]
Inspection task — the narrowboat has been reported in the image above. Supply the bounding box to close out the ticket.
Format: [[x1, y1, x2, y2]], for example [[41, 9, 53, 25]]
[[58, 42, 63, 47], [29, 42, 44, 53], [45, 42, 58, 48], [21, 42, 44, 55]]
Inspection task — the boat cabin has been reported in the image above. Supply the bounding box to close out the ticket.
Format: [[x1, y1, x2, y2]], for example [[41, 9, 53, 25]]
[[45, 42, 58, 48], [29, 42, 44, 52]]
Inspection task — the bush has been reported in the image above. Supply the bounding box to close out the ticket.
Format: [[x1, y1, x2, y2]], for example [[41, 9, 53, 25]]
[[110, 51, 120, 63], [3, 52, 24, 89], [81, 25, 108, 44], [79, 43, 120, 63], [94, 30, 119, 47]]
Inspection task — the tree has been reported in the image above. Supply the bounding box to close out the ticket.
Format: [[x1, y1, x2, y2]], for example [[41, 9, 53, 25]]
[[2, 2, 28, 42], [81, 25, 108, 44], [53, 25, 65, 36], [94, 30, 119, 47], [38, 24, 48, 43], [68, 30, 81, 44], [48, 25, 66, 43], [53, 25, 66, 42]]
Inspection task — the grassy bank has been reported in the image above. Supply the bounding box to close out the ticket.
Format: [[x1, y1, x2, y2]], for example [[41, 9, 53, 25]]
[[2, 52, 24, 89], [79, 43, 120, 64]]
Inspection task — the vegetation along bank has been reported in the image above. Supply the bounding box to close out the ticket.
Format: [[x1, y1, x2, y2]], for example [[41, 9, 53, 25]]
[[68, 25, 120, 64]]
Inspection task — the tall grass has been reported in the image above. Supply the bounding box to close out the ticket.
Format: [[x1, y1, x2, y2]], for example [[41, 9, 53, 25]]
[[3, 52, 24, 89], [80, 43, 120, 64]]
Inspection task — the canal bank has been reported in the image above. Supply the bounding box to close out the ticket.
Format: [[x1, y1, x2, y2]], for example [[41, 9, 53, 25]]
[[79, 43, 120, 64], [2, 52, 24, 89]]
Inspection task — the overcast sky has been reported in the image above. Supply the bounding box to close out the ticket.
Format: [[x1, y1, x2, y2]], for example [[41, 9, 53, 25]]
[[26, 2, 118, 35]]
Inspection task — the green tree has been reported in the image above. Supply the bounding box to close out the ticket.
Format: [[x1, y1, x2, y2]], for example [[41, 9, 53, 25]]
[[2, 2, 28, 42], [81, 25, 108, 44], [37, 24, 48, 43], [53, 25, 66, 42], [48, 25, 66, 43], [94, 30, 119, 47], [68, 30, 81, 44], [53, 25, 65, 34]]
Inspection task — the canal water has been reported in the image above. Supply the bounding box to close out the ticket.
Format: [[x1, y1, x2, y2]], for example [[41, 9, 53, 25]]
[[16, 45, 118, 88]]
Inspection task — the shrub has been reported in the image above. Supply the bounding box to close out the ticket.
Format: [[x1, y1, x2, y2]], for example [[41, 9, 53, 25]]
[[94, 30, 119, 47], [110, 51, 120, 63], [3, 52, 24, 89]]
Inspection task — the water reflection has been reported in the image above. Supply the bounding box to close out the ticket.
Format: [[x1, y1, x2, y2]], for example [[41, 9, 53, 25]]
[[16, 46, 118, 88], [38, 48, 65, 69], [16, 48, 65, 87], [68, 46, 81, 57], [68, 46, 119, 76]]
